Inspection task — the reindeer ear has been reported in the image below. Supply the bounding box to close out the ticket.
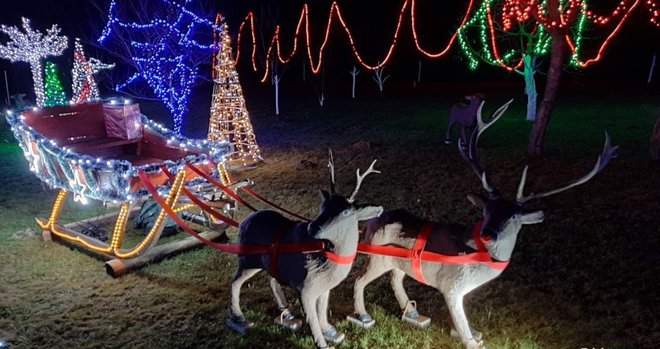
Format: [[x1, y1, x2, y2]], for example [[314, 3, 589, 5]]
[[521, 210, 544, 225], [319, 189, 330, 201], [467, 193, 486, 209], [355, 206, 384, 221]]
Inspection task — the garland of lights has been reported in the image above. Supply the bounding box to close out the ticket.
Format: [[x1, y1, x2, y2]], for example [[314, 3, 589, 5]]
[[208, 21, 261, 166], [230, 0, 658, 83], [98, 0, 222, 135], [5, 103, 231, 204], [44, 62, 67, 107], [72, 39, 115, 104], [456, 0, 654, 73], [0, 18, 68, 107]]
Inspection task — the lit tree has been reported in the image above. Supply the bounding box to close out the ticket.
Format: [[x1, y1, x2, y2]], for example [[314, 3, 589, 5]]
[[208, 21, 261, 165], [0, 18, 68, 107], [98, 0, 219, 135], [72, 38, 114, 103], [458, 0, 658, 156], [43, 62, 67, 107]]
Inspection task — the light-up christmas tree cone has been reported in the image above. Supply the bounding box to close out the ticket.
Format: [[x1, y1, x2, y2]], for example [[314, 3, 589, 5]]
[[208, 21, 261, 167], [44, 62, 67, 107]]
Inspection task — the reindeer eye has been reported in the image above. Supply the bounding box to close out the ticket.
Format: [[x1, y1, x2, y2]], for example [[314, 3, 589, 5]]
[[342, 209, 351, 217]]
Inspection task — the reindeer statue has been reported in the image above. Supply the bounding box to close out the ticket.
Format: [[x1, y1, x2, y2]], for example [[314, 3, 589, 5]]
[[227, 151, 383, 349], [349, 99, 617, 349], [445, 93, 485, 145]]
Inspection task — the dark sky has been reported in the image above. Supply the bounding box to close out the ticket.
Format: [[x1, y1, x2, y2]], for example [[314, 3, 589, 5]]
[[0, 0, 657, 100]]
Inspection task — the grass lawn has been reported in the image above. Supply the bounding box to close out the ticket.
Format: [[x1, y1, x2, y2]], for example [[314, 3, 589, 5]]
[[0, 82, 658, 349]]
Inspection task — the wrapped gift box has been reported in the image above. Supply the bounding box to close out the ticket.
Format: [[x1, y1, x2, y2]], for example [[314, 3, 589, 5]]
[[103, 102, 143, 140]]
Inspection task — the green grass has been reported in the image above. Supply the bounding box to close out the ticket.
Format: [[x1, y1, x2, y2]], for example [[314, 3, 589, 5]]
[[0, 83, 658, 348]]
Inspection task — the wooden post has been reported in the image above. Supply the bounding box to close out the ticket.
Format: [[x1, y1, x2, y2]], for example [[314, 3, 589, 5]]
[[652, 118, 660, 161], [105, 230, 226, 277]]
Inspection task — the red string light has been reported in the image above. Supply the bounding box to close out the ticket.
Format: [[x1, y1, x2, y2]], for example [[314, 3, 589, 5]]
[[229, 0, 658, 82], [234, 0, 476, 82]]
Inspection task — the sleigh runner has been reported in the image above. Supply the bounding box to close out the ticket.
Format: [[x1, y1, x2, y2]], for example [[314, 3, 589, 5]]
[[5, 101, 248, 276]]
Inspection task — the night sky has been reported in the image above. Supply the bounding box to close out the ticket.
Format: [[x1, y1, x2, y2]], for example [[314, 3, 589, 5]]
[[0, 0, 658, 101]]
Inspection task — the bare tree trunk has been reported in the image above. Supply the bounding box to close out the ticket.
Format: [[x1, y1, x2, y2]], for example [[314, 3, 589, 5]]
[[274, 74, 280, 116], [528, 37, 565, 157], [30, 60, 45, 107], [648, 53, 656, 85], [523, 55, 537, 121]]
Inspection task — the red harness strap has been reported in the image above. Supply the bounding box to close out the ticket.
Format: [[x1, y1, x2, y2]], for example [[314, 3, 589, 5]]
[[356, 221, 509, 272], [241, 187, 311, 222], [160, 165, 240, 227], [270, 223, 292, 283], [139, 170, 355, 265], [217, 164, 311, 222], [471, 221, 509, 270], [186, 163, 258, 212], [411, 223, 436, 285]]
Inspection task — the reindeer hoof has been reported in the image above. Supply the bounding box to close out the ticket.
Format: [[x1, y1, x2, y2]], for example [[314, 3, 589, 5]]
[[402, 310, 431, 330], [226, 316, 254, 335], [467, 340, 487, 349], [322, 326, 345, 345], [274, 312, 303, 331], [450, 328, 483, 342], [346, 313, 376, 329]]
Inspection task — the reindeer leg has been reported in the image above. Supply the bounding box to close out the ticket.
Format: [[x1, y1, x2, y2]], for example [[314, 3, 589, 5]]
[[445, 121, 455, 144], [391, 269, 432, 330], [301, 289, 329, 349], [271, 277, 303, 331], [444, 291, 485, 349], [460, 126, 469, 145], [226, 267, 261, 334], [317, 290, 345, 345], [349, 256, 392, 329], [390, 269, 410, 309]]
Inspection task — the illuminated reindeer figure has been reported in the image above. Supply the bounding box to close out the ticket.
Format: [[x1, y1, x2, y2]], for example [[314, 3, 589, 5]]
[[228, 151, 383, 349], [445, 93, 485, 145], [350, 99, 617, 349]]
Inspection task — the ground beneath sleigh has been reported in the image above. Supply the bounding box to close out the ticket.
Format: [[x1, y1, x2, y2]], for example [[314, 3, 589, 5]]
[[0, 82, 659, 349]]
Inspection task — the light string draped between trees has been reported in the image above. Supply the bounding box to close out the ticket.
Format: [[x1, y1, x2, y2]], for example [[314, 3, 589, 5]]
[[229, 0, 659, 82]]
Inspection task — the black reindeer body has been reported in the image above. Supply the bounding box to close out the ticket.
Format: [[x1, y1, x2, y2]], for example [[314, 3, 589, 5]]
[[364, 209, 478, 257], [238, 210, 325, 290]]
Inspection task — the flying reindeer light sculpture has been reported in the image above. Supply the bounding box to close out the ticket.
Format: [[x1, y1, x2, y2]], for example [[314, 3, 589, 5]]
[[228, 150, 383, 349], [349, 99, 617, 349]]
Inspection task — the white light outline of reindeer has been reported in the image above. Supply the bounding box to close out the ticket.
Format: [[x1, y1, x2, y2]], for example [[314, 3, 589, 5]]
[[227, 150, 383, 349], [350, 99, 618, 349]]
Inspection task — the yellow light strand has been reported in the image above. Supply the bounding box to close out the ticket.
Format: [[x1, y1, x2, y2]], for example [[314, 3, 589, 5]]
[[114, 170, 186, 259]]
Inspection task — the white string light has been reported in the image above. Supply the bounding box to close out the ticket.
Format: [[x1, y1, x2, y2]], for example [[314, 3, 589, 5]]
[[208, 21, 261, 167], [72, 39, 115, 104], [0, 18, 68, 107]]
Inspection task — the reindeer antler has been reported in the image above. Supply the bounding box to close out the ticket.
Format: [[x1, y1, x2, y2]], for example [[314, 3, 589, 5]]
[[458, 99, 513, 196], [516, 132, 618, 203], [348, 159, 380, 203], [327, 148, 336, 194]]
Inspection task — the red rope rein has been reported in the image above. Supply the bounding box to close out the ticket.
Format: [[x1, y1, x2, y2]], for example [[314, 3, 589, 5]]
[[139, 168, 508, 270]]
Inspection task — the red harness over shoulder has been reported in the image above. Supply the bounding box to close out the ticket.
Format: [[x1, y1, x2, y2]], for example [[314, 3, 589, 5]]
[[145, 168, 505, 279], [357, 221, 509, 285]]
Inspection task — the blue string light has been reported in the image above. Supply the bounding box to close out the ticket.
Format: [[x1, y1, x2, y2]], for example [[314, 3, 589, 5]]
[[99, 0, 221, 135]]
